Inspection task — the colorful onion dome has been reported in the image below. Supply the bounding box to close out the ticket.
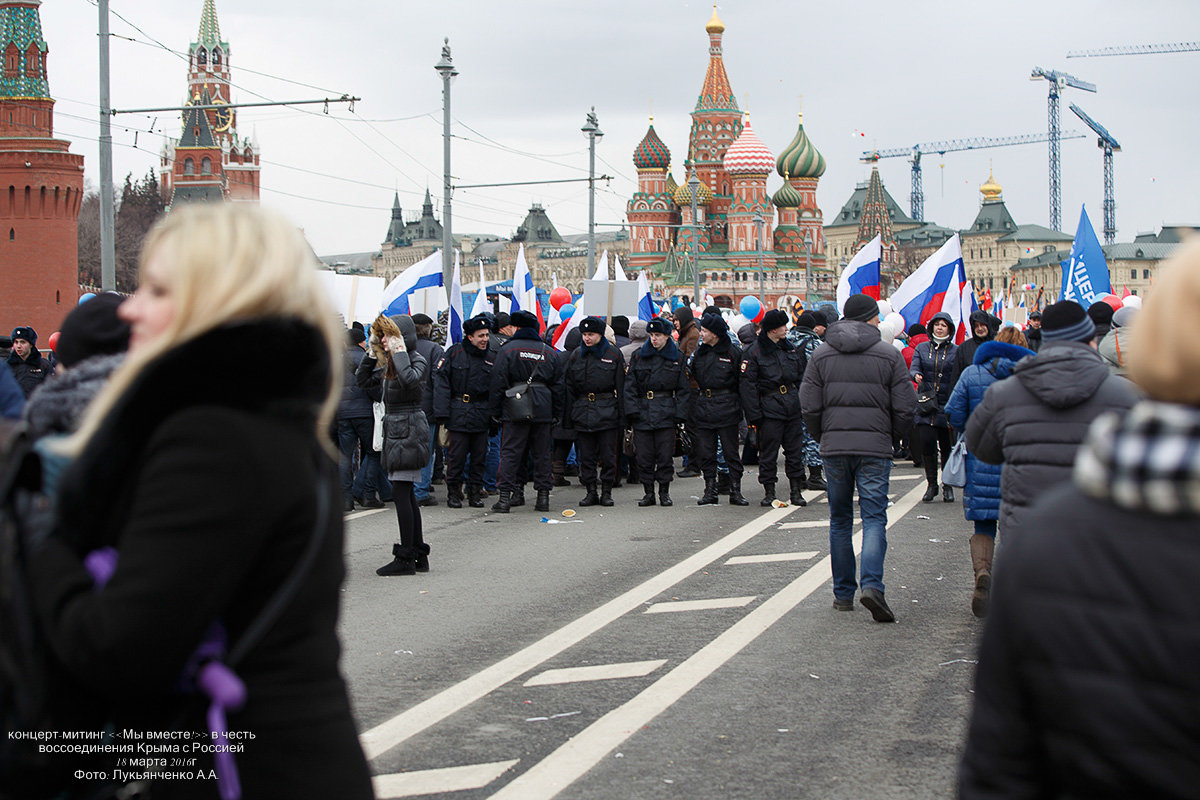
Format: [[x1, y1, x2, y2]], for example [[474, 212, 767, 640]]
[[980, 169, 1003, 200], [723, 117, 774, 175], [665, 171, 678, 195], [776, 112, 826, 179], [772, 179, 803, 208], [705, 4, 725, 33], [633, 122, 671, 170], [673, 173, 714, 207]]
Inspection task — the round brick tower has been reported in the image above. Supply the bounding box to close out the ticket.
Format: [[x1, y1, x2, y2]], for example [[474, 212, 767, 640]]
[[0, 0, 84, 336]]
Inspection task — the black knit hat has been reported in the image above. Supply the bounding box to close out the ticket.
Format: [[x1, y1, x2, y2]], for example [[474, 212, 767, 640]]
[[511, 310, 539, 330], [493, 312, 511, 331], [578, 316, 605, 334], [843, 293, 879, 323], [1041, 301, 1096, 342], [646, 317, 672, 335], [610, 315, 630, 337], [761, 309, 789, 332], [1087, 301, 1115, 325], [907, 323, 927, 337], [463, 315, 490, 335], [411, 313, 434, 326], [57, 294, 130, 368], [10, 326, 36, 345], [797, 311, 819, 330], [347, 327, 367, 346], [699, 312, 728, 337]]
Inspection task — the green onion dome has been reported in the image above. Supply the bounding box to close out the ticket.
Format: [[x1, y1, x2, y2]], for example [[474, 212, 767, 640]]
[[775, 113, 826, 179], [772, 179, 804, 208]]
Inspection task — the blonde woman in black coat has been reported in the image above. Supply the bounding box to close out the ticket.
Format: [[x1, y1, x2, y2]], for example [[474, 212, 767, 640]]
[[19, 204, 374, 799]]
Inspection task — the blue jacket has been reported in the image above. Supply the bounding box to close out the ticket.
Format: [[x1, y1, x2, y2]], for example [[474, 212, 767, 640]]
[[945, 340, 1034, 521], [0, 362, 25, 419]]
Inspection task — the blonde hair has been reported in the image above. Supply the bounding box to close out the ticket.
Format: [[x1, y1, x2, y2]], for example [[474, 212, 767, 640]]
[[63, 203, 342, 455], [995, 326, 1028, 348], [1129, 238, 1200, 406]]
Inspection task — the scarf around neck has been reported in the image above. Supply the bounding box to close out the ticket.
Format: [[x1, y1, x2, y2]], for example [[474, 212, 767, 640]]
[[1075, 400, 1200, 516]]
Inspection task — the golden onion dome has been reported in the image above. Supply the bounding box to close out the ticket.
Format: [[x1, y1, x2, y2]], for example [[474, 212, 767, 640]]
[[980, 170, 1003, 200], [673, 174, 715, 207], [705, 4, 725, 33]]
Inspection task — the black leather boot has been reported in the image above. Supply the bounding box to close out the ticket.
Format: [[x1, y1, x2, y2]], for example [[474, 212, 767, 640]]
[[790, 482, 808, 507], [467, 484, 485, 508], [658, 481, 673, 507], [535, 488, 551, 512], [376, 543, 416, 576], [923, 481, 938, 502], [806, 465, 827, 491], [698, 479, 719, 505], [552, 459, 570, 486], [446, 483, 464, 509], [579, 484, 600, 507], [760, 482, 777, 507], [638, 483, 656, 507], [943, 484, 955, 503], [492, 491, 512, 513], [510, 486, 525, 507], [716, 472, 731, 495], [415, 543, 430, 573], [728, 479, 749, 506], [599, 483, 614, 507]]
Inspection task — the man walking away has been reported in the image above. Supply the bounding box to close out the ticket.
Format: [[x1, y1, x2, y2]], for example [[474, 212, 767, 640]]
[[800, 293, 917, 622]]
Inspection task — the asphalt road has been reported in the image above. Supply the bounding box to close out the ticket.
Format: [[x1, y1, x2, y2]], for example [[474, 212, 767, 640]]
[[338, 461, 985, 799]]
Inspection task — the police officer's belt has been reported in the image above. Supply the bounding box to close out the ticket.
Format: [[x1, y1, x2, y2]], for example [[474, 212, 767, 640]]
[[643, 390, 675, 399], [579, 390, 618, 402], [701, 388, 733, 398], [456, 393, 487, 403]]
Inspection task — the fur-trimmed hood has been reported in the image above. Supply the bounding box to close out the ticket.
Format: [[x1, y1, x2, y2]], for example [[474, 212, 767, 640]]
[[24, 353, 126, 439]]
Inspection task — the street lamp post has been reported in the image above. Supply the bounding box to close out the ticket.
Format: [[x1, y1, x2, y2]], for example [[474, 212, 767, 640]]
[[688, 170, 700, 307], [753, 213, 766, 305], [581, 108, 603, 279], [435, 38, 458, 289], [803, 230, 814, 305]]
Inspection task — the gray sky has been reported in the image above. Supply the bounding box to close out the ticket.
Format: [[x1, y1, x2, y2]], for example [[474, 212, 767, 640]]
[[40, 0, 1200, 257]]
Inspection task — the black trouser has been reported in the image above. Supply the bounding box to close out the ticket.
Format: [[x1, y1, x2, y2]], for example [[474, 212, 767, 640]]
[[447, 429, 488, 487], [756, 417, 804, 485], [576, 428, 618, 487], [919, 424, 953, 485], [499, 421, 553, 492], [390, 480, 426, 558], [694, 424, 742, 482], [634, 428, 675, 484]]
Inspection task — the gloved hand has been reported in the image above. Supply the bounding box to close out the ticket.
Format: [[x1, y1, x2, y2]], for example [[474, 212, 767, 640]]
[[387, 336, 406, 353]]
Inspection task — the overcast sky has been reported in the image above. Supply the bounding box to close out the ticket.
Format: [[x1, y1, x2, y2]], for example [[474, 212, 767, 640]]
[[39, 0, 1200, 257]]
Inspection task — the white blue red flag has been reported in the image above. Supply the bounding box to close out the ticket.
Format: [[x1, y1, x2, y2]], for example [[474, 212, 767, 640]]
[[381, 249, 444, 316], [469, 262, 490, 319], [447, 251, 464, 345], [836, 235, 881, 315], [510, 244, 544, 332], [637, 270, 655, 322], [890, 234, 968, 344]]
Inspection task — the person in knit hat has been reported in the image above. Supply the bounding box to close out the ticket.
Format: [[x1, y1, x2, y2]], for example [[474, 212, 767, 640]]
[[1098, 304, 1138, 376], [959, 240, 1200, 800], [7, 325, 53, 398], [1087, 300, 1115, 344]]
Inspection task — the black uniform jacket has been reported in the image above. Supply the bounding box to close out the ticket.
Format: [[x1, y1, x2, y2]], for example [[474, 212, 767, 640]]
[[489, 328, 564, 423], [433, 339, 495, 432], [689, 336, 743, 429], [739, 329, 805, 423], [623, 337, 690, 431], [564, 338, 625, 431]]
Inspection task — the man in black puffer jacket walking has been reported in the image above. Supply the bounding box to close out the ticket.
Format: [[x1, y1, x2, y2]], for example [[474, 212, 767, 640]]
[[433, 314, 495, 509], [690, 313, 748, 506]]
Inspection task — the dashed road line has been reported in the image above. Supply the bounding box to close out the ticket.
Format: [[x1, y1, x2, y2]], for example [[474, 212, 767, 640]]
[[724, 551, 820, 565], [372, 760, 520, 799], [643, 596, 757, 614], [523, 660, 668, 687]]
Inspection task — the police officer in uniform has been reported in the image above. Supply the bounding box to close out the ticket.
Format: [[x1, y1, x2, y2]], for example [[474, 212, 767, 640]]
[[563, 316, 625, 507], [489, 310, 563, 513], [433, 314, 495, 508], [690, 313, 749, 506], [740, 308, 808, 508], [624, 316, 690, 507]]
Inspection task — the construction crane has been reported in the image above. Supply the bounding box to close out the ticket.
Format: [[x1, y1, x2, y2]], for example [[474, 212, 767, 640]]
[[1069, 103, 1121, 245], [860, 131, 1086, 223], [1067, 42, 1200, 58], [1030, 66, 1096, 232]]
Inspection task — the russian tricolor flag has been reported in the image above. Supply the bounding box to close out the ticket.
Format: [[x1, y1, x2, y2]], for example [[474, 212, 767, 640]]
[[510, 244, 544, 333], [890, 234, 969, 345], [836, 235, 882, 316]]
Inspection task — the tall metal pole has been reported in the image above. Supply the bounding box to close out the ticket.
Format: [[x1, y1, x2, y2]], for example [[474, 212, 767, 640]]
[[581, 108, 602, 279], [1102, 143, 1116, 245], [909, 150, 924, 223], [753, 213, 765, 305], [1048, 81, 1061, 232], [98, 0, 115, 291], [435, 39, 457, 289], [688, 170, 700, 307]]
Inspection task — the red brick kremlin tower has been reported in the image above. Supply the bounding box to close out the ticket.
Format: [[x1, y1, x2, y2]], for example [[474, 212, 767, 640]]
[[159, 0, 260, 208], [0, 0, 84, 335]]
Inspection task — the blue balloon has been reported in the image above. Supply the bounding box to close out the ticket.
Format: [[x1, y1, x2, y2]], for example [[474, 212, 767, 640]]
[[739, 296, 761, 320], [79, 292, 97, 305], [559, 303, 575, 320]]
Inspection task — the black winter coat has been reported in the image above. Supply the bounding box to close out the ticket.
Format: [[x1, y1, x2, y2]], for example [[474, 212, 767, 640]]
[[564, 339, 625, 431], [689, 336, 743, 429], [489, 329, 563, 423], [949, 309, 998, 388], [413, 335, 444, 420], [337, 343, 374, 419], [7, 347, 52, 398], [910, 333, 958, 429], [739, 330, 804, 423], [26, 319, 373, 799], [624, 338, 690, 431], [432, 339, 495, 432], [357, 343, 430, 473], [800, 319, 917, 459]]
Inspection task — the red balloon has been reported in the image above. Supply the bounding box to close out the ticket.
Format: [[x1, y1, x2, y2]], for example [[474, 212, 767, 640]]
[[47, 331, 60, 352], [1100, 294, 1123, 311], [752, 306, 766, 324], [549, 287, 572, 311]]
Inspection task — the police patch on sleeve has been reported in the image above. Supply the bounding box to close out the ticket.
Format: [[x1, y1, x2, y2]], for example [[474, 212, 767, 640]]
[[436, 357, 445, 370], [740, 360, 748, 372]]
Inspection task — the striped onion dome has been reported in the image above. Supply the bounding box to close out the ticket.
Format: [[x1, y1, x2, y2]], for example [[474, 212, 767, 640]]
[[633, 123, 671, 170], [776, 113, 826, 179], [723, 118, 774, 175], [673, 174, 714, 206], [772, 179, 803, 208], [664, 171, 678, 195]]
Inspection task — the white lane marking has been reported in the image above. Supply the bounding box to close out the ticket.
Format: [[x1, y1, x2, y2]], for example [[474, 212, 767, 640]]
[[489, 480, 928, 800], [644, 596, 757, 614], [524, 660, 668, 687], [778, 520, 832, 529], [724, 551, 820, 565], [890, 473, 924, 481], [346, 507, 389, 521], [358, 504, 799, 760], [373, 760, 519, 799]]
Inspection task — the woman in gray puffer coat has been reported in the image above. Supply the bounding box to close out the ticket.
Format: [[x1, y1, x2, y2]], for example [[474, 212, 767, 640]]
[[357, 314, 430, 576]]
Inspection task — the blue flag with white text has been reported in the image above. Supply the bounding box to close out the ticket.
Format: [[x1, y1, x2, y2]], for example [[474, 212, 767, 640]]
[[1060, 206, 1110, 306]]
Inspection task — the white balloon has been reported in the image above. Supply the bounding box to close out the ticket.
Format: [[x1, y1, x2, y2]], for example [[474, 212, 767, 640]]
[[1123, 295, 1142, 309], [876, 299, 893, 318]]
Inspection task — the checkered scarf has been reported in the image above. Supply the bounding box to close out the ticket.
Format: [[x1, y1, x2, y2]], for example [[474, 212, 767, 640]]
[[1075, 401, 1200, 515]]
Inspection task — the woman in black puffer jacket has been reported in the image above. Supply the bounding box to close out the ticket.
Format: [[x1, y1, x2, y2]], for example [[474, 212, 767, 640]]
[[357, 314, 430, 576], [909, 311, 958, 502]]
